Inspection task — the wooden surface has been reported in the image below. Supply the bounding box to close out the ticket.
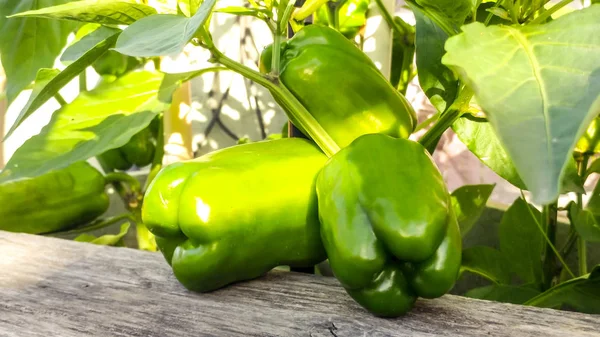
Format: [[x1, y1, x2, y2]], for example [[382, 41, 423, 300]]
[[0, 231, 598, 337]]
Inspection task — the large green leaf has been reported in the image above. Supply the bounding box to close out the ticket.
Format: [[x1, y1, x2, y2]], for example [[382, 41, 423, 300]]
[[453, 116, 526, 189], [466, 284, 541, 305], [411, 4, 459, 113], [451, 184, 495, 236], [0, 0, 76, 104], [453, 116, 584, 194], [525, 265, 600, 314], [9, 0, 157, 25], [443, 6, 600, 204], [4, 28, 121, 139], [461, 246, 512, 284], [499, 198, 544, 287], [0, 71, 167, 182], [114, 0, 217, 57]]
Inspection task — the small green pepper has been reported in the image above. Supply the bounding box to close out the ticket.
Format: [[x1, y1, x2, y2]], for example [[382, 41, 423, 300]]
[[260, 25, 416, 149], [0, 162, 109, 234]]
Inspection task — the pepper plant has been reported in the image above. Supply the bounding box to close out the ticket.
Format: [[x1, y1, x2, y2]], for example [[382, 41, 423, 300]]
[[0, 0, 599, 315]]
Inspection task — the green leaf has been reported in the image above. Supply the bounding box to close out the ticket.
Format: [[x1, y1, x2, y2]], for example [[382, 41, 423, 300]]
[[442, 6, 600, 204], [568, 203, 600, 243], [75, 223, 131, 246], [413, 0, 472, 29], [453, 116, 584, 194], [466, 284, 541, 304], [114, 0, 217, 57], [158, 67, 228, 103], [0, 71, 167, 182], [4, 29, 121, 140], [525, 265, 600, 314], [499, 198, 544, 286], [61, 26, 120, 63], [178, 0, 202, 16], [9, 0, 157, 25], [214, 6, 268, 17], [0, 0, 76, 104], [453, 116, 526, 189], [451, 184, 494, 236], [411, 4, 459, 113], [461, 246, 512, 284]]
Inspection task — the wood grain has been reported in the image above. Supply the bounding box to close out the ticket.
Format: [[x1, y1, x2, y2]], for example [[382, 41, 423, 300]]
[[0, 230, 598, 337]]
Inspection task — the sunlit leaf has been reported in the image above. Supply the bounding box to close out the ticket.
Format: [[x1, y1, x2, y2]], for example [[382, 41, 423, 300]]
[[0, 71, 167, 182], [4, 28, 121, 139], [9, 0, 157, 25], [443, 6, 600, 204], [114, 0, 217, 57]]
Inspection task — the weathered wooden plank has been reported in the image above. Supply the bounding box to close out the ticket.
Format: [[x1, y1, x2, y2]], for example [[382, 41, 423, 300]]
[[0, 231, 598, 337]]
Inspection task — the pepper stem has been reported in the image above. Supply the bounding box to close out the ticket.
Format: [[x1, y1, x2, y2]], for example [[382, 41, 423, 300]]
[[198, 28, 340, 157], [418, 86, 473, 153]]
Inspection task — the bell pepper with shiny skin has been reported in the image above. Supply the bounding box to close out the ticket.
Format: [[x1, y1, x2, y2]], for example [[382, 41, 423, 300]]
[[142, 138, 328, 292], [0, 162, 109, 234], [316, 134, 461, 317], [260, 25, 416, 149]]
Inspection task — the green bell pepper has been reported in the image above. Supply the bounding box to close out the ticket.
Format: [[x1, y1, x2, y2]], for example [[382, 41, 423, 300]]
[[0, 162, 109, 234], [142, 138, 328, 292], [316, 134, 461, 317], [98, 126, 157, 171], [260, 25, 416, 148], [93, 50, 141, 77]]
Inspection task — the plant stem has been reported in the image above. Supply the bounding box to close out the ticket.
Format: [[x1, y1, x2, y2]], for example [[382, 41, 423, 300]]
[[576, 154, 590, 275], [271, 0, 296, 76], [44, 213, 134, 237], [542, 203, 558, 289], [105, 172, 141, 193], [520, 191, 575, 279], [79, 71, 87, 92], [419, 86, 473, 153], [199, 29, 340, 157], [54, 93, 67, 106], [529, 0, 573, 24]]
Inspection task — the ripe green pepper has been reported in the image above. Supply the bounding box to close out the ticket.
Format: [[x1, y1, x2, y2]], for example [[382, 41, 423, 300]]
[[316, 134, 461, 317], [142, 138, 328, 292], [98, 126, 156, 171], [260, 25, 416, 149], [0, 162, 109, 234]]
